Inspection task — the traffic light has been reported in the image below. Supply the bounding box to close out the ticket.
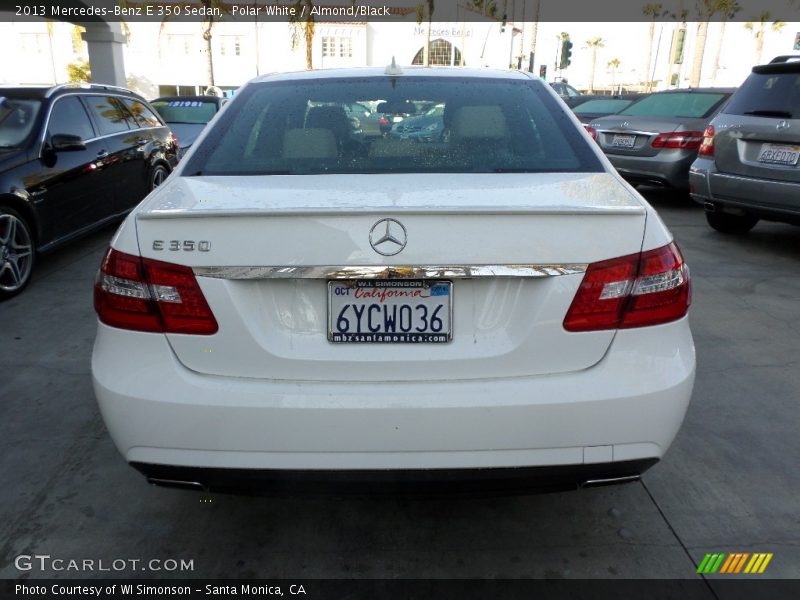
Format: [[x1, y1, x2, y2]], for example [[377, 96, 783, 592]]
[[539, 64, 547, 79], [559, 39, 573, 69]]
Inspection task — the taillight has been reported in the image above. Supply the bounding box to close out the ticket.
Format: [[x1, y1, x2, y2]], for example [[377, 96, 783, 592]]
[[564, 242, 691, 332], [94, 248, 218, 335], [651, 131, 704, 150], [584, 125, 597, 141], [698, 125, 715, 157]]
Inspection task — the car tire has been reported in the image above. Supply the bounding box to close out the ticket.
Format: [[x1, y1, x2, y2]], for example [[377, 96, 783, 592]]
[[0, 206, 36, 301], [149, 164, 169, 191], [705, 210, 759, 234]]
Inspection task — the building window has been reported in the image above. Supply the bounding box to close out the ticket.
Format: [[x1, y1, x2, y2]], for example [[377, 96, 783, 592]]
[[168, 34, 192, 56], [219, 36, 242, 57], [19, 33, 48, 55], [322, 36, 353, 59], [412, 39, 463, 66], [339, 37, 352, 58]]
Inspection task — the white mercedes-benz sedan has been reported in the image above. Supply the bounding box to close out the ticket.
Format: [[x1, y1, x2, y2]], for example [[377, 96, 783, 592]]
[[92, 67, 695, 493]]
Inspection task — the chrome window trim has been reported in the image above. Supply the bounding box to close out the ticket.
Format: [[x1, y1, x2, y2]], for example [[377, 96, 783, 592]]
[[44, 82, 133, 98], [193, 264, 588, 280]]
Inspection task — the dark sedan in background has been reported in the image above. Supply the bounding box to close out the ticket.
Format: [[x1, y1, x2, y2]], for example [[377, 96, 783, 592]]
[[588, 88, 735, 191], [150, 95, 227, 158], [0, 83, 178, 299]]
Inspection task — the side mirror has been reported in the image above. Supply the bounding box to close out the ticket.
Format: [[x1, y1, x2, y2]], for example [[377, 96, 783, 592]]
[[50, 133, 86, 152]]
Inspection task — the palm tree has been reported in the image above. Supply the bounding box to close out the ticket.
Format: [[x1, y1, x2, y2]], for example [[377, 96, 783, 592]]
[[710, 0, 741, 81], [607, 58, 621, 90], [689, 0, 720, 88], [586, 37, 605, 93], [528, 0, 541, 73], [745, 12, 786, 65], [416, 0, 435, 66], [641, 3, 663, 91], [289, 1, 316, 70], [155, 0, 229, 85]]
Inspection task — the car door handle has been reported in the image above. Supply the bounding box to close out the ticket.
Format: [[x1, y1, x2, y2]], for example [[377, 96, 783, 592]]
[[136, 138, 148, 146], [96, 150, 109, 158]]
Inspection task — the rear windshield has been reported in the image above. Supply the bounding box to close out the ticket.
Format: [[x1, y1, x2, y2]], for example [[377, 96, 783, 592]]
[[573, 99, 633, 115], [723, 71, 800, 119], [618, 92, 727, 119], [184, 77, 602, 176], [0, 97, 41, 148], [151, 99, 218, 124]]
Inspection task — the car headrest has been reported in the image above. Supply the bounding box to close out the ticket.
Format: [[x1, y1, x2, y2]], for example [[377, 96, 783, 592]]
[[451, 106, 508, 140], [282, 128, 337, 159], [306, 105, 350, 138]]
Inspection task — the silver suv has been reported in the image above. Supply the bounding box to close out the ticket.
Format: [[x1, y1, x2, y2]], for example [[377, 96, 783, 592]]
[[690, 57, 800, 233]]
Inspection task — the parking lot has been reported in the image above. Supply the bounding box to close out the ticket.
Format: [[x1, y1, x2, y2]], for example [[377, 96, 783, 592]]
[[1, 189, 798, 585]]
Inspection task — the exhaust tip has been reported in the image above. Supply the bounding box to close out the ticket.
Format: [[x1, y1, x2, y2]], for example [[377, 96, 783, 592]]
[[581, 474, 640, 489], [147, 477, 207, 491]]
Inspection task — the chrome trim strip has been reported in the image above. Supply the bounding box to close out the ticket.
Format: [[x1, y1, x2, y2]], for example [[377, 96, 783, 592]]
[[193, 264, 588, 280], [44, 82, 134, 98], [597, 129, 658, 137], [581, 475, 640, 488]]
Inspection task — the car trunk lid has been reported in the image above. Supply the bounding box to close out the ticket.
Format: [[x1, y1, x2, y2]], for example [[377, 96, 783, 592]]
[[134, 173, 647, 382]]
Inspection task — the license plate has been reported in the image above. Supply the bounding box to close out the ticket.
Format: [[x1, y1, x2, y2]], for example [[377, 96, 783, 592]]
[[328, 280, 452, 343], [612, 134, 636, 148], [758, 143, 800, 166]]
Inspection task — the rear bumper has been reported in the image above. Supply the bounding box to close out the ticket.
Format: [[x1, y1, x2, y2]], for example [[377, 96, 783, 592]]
[[606, 151, 695, 189], [690, 159, 800, 222], [92, 317, 695, 480], [134, 460, 657, 494]]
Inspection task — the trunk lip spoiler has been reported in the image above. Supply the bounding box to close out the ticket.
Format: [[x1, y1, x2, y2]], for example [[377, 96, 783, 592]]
[[135, 206, 645, 219], [193, 264, 588, 280]]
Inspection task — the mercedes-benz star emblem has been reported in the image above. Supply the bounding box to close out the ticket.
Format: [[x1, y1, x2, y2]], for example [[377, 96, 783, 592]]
[[776, 120, 790, 131], [369, 218, 407, 256]]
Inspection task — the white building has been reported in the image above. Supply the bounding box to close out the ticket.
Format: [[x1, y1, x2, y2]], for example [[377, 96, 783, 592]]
[[0, 17, 798, 98]]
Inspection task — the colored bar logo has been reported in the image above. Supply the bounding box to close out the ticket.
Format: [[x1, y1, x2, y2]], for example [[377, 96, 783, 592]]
[[697, 552, 773, 574]]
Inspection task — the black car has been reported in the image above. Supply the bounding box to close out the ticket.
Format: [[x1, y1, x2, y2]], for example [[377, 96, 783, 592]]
[[0, 83, 178, 299], [150, 95, 227, 158], [550, 82, 584, 107]]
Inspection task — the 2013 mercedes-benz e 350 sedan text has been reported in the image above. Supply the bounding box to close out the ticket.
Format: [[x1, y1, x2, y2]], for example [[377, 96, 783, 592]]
[[91, 67, 696, 494]]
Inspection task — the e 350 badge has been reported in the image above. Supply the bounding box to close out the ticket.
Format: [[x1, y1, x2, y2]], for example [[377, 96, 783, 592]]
[[152, 240, 211, 252]]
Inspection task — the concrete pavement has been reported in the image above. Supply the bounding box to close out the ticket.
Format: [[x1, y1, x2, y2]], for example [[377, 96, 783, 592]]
[[0, 192, 798, 587]]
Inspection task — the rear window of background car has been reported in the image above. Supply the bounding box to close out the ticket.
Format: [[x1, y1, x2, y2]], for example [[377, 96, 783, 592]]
[[151, 100, 218, 124], [723, 72, 800, 118], [184, 77, 603, 176], [573, 99, 633, 115], [619, 92, 726, 119]]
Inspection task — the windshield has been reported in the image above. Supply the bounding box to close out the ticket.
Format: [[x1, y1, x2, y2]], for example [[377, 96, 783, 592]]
[[573, 99, 633, 115], [151, 99, 218, 124], [618, 92, 726, 119], [723, 71, 800, 119], [0, 97, 41, 148], [184, 77, 601, 176]]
